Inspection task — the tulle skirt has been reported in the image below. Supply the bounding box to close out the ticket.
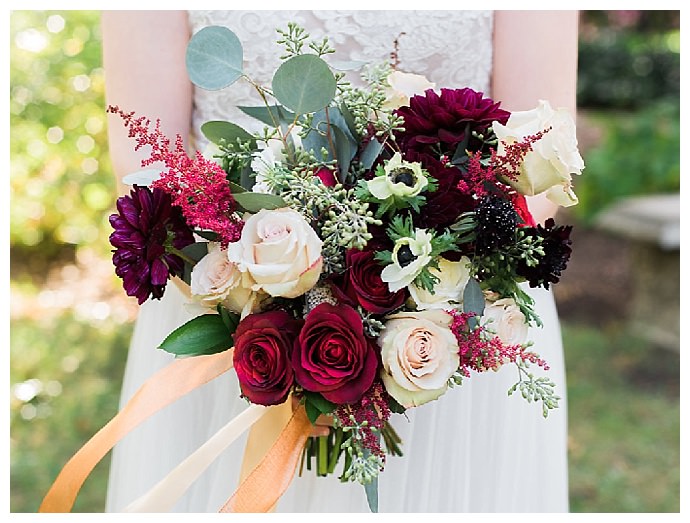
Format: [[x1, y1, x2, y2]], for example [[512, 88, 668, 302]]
[[105, 283, 568, 513]]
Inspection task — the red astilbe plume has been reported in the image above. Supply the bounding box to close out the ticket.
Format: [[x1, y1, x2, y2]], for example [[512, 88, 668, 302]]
[[456, 129, 551, 200], [107, 106, 243, 245], [448, 310, 549, 378]]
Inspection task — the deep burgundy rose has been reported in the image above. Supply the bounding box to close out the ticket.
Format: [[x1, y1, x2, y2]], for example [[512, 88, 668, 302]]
[[314, 166, 337, 187], [395, 88, 510, 156], [512, 193, 537, 228], [332, 249, 406, 314], [293, 303, 378, 404], [233, 310, 302, 406]]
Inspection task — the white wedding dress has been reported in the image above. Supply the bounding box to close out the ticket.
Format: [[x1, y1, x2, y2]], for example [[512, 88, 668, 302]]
[[106, 10, 569, 513]]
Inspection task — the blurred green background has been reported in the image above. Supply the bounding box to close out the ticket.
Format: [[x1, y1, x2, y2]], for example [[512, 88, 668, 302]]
[[9, 10, 680, 513]]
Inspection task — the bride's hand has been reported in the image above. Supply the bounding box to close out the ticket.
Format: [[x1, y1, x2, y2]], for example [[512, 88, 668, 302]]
[[291, 396, 332, 437]]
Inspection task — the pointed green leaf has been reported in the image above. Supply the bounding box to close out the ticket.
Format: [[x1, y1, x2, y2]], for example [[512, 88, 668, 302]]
[[217, 305, 240, 334], [303, 391, 336, 415], [272, 54, 336, 114], [186, 26, 243, 91], [232, 192, 286, 213], [237, 105, 296, 127], [332, 125, 355, 183], [361, 139, 384, 170], [463, 277, 485, 329], [201, 121, 255, 148], [159, 314, 233, 357]]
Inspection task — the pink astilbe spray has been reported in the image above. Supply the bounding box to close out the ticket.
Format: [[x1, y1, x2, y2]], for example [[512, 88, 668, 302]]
[[448, 310, 549, 377], [107, 106, 243, 245]]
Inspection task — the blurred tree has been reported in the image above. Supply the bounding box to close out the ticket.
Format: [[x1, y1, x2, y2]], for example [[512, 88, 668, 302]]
[[10, 11, 114, 280]]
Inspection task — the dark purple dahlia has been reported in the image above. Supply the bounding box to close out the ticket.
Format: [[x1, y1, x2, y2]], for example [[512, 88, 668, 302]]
[[394, 88, 510, 157], [109, 185, 194, 304], [516, 218, 573, 290]]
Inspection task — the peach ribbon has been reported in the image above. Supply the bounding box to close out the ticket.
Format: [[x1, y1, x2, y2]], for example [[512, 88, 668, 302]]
[[38, 349, 235, 513], [219, 403, 312, 513]]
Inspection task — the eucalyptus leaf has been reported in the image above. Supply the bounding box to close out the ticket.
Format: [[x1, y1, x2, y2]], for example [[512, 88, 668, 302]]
[[201, 121, 255, 148], [360, 139, 384, 170], [363, 448, 379, 513], [239, 164, 256, 192], [233, 192, 286, 213], [272, 54, 336, 114], [186, 26, 243, 91], [332, 125, 355, 183], [228, 181, 246, 194], [339, 103, 359, 140], [463, 277, 485, 319], [238, 104, 296, 127], [159, 314, 233, 357]]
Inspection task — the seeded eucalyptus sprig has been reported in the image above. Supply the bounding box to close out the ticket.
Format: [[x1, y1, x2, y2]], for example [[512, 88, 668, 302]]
[[508, 357, 560, 418]]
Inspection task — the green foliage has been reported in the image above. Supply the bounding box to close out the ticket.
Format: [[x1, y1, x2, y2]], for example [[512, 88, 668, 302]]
[[578, 29, 680, 110], [159, 313, 234, 357], [574, 101, 680, 224], [186, 25, 244, 90], [10, 11, 113, 270], [10, 312, 131, 512], [271, 54, 337, 115]]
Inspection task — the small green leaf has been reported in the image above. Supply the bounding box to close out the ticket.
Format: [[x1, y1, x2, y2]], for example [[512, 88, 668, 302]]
[[238, 105, 296, 127], [201, 121, 255, 148], [360, 139, 384, 170], [303, 391, 336, 415], [217, 305, 240, 334], [186, 26, 243, 91], [304, 401, 322, 425], [463, 277, 485, 321], [232, 192, 286, 213], [332, 125, 355, 183], [181, 242, 208, 263], [272, 54, 336, 114], [159, 314, 233, 357]]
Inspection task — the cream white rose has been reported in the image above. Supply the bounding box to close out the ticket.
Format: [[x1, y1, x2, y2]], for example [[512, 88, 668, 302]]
[[367, 152, 428, 201], [409, 257, 471, 310], [383, 70, 435, 109], [381, 228, 434, 293], [227, 208, 322, 299], [481, 297, 528, 346], [190, 243, 254, 314], [493, 100, 584, 207], [379, 310, 460, 408]]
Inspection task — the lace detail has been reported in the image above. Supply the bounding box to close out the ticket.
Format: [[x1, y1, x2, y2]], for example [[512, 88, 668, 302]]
[[187, 10, 493, 144]]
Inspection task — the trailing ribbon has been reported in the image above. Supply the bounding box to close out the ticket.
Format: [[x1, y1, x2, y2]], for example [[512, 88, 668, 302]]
[[219, 404, 312, 513], [38, 349, 235, 513], [122, 403, 269, 512]]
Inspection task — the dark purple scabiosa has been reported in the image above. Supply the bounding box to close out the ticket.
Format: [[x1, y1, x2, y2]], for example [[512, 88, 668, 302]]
[[394, 88, 510, 157], [109, 185, 195, 304], [474, 195, 519, 256], [516, 218, 573, 289]]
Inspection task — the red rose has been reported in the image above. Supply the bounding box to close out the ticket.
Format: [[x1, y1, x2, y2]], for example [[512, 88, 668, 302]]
[[233, 310, 302, 406], [293, 303, 378, 404], [332, 249, 406, 314]]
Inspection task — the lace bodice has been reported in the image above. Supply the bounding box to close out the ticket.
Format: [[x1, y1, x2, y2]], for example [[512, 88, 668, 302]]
[[187, 10, 494, 142]]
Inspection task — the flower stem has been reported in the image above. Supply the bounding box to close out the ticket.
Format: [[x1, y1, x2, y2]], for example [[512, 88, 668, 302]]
[[328, 428, 344, 473], [318, 435, 328, 476], [166, 245, 197, 266]]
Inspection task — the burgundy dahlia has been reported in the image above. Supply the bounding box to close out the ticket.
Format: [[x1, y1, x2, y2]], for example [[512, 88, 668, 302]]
[[109, 185, 194, 304], [516, 218, 573, 290], [395, 88, 510, 157]]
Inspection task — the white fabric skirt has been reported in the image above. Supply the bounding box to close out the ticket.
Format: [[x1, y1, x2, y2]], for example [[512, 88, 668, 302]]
[[105, 283, 568, 513]]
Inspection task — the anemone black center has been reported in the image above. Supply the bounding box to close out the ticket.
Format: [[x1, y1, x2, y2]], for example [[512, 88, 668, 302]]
[[396, 244, 416, 267], [391, 168, 415, 187]]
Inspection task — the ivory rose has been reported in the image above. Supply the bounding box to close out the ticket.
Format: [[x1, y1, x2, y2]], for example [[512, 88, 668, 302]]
[[227, 208, 323, 299], [383, 70, 436, 109], [379, 310, 459, 408], [493, 100, 584, 207], [189, 243, 253, 313], [408, 257, 471, 310], [481, 297, 528, 346]]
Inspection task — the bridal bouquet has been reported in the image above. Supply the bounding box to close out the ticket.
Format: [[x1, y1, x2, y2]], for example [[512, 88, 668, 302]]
[[43, 23, 583, 513]]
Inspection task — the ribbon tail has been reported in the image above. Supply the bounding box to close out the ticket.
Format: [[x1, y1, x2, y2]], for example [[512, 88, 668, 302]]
[[39, 349, 235, 513], [122, 403, 269, 512], [219, 404, 312, 513]]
